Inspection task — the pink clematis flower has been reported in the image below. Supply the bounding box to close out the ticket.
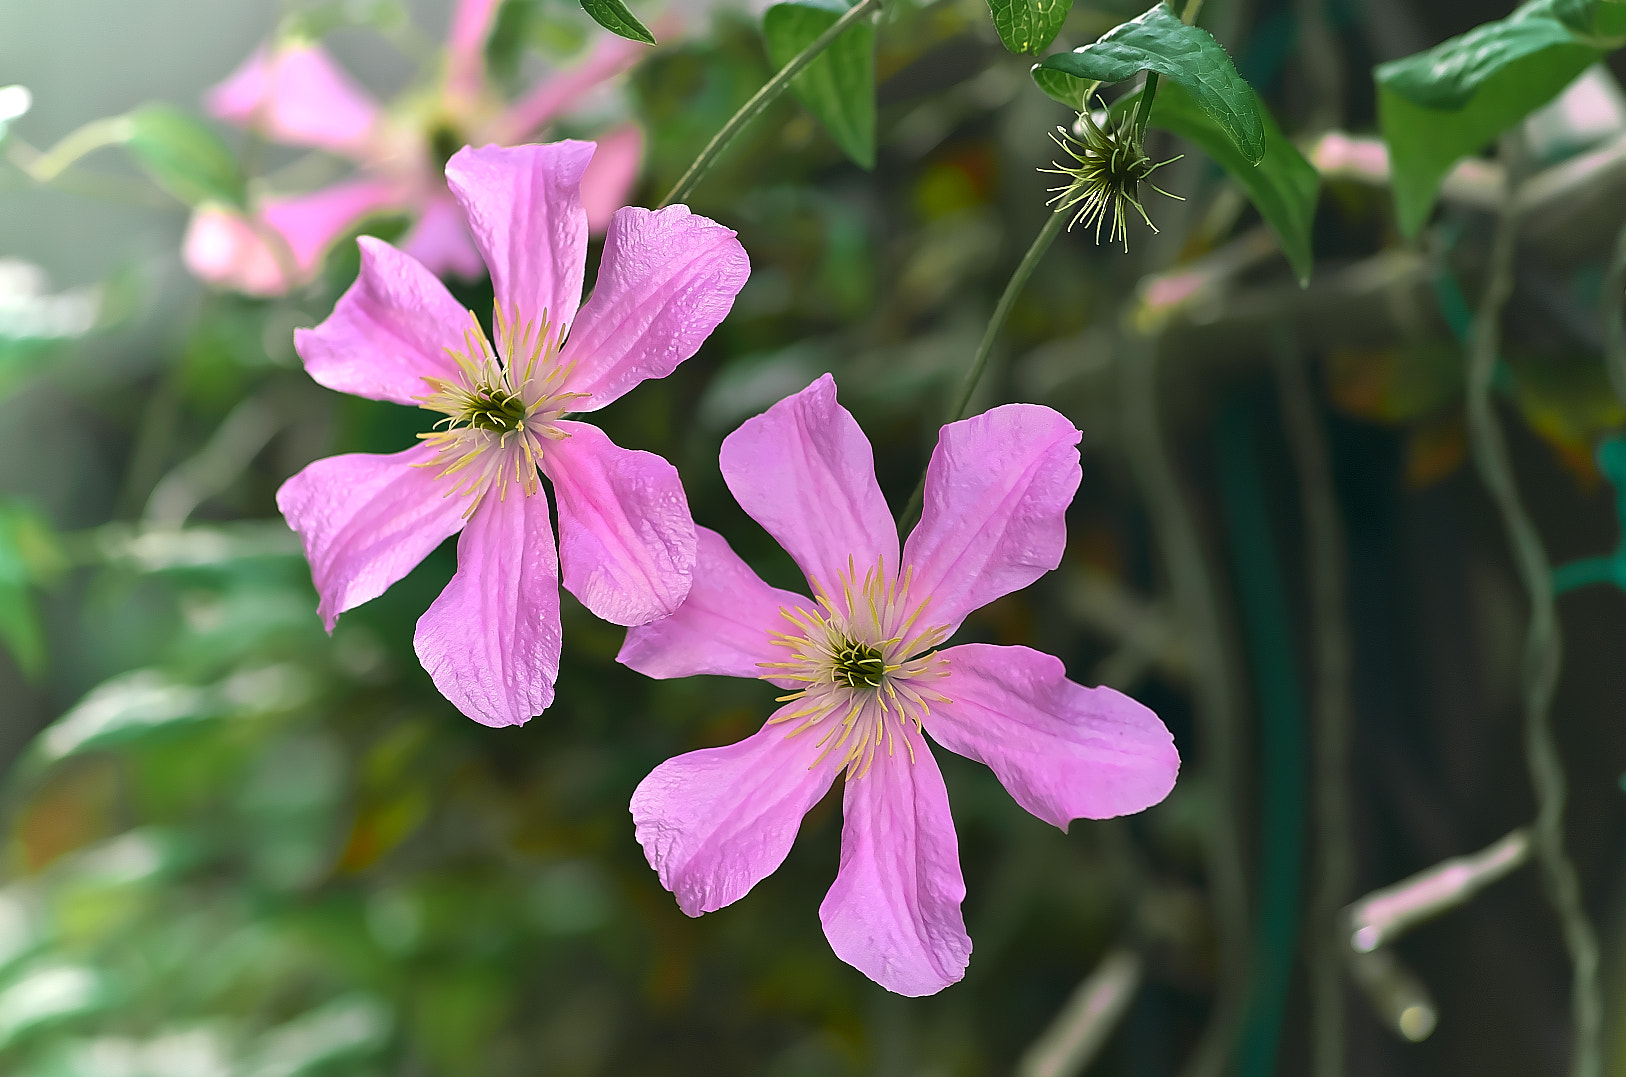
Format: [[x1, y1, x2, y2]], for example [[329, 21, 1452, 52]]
[[277, 140, 750, 726], [619, 375, 1180, 995], [186, 0, 649, 296]]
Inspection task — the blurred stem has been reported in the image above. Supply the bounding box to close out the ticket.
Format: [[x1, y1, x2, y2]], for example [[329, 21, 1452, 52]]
[[657, 0, 880, 208], [1466, 140, 1601, 1077], [897, 206, 1068, 533], [1602, 219, 1626, 407], [1274, 333, 1354, 1077], [1120, 336, 1250, 1077]]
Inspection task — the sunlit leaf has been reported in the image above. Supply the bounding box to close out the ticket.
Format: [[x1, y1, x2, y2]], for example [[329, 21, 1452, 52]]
[[987, 0, 1072, 55], [764, 0, 876, 168], [1035, 2, 1266, 164], [123, 103, 246, 208], [578, 0, 656, 44], [1374, 0, 1626, 235]]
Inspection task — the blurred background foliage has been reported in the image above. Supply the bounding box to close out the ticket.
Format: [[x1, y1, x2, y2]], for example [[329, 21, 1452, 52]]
[[5, 0, 1626, 1074]]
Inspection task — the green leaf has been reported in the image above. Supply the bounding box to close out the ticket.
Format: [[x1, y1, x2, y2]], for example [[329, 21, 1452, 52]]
[[1132, 80, 1320, 284], [1035, 2, 1266, 164], [122, 104, 247, 208], [764, 0, 876, 169], [1375, 0, 1626, 236], [0, 501, 60, 679], [987, 0, 1073, 55], [1031, 66, 1097, 111], [578, 0, 656, 45]]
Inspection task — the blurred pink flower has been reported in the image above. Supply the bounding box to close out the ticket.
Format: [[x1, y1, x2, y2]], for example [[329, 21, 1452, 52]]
[[186, 0, 649, 296], [278, 141, 750, 726], [619, 375, 1180, 995]]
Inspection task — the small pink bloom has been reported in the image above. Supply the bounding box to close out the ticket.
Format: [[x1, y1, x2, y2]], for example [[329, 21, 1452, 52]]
[[620, 375, 1179, 995], [191, 0, 649, 294], [279, 141, 750, 726]]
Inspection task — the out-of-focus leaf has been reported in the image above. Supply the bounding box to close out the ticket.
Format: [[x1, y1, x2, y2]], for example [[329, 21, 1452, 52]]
[[30, 671, 219, 764], [122, 104, 246, 208], [1036, 2, 1266, 164], [0, 964, 108, 1048], [578, 0, 656, 44], [242, 994, 391, 1076], [987, 0, 1072, 55], [0, 85, 31, 143], [765, 0, 876, 169], [0, 501, 62, 679], [1375, 0, 1626, 235], [1031, 65, 1097, 110], [280, 0, 409, 39], [1112, 80, 1319, 284]]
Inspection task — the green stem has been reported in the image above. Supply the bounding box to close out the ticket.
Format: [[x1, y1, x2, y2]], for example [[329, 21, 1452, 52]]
[[1602, 218, 1626, 407], [1275, 333, 1355, 1077], [657, 0, 880, 209], [1466, 142, 1601, 1077], [1552, 556, 1621, 595], [896, 205, 1068, 533]]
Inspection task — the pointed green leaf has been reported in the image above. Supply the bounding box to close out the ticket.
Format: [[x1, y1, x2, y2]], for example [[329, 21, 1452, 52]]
[[1375, 0, 1626, 235], [1035, 2, 1266, 164], [578, 0, 656, 45], [764, 0, 876, 169], [987, 0, 1073, 55], [123, 103, 246, 208], [1031, 65, 1097, 111], [1128, 80, 1319, 284]]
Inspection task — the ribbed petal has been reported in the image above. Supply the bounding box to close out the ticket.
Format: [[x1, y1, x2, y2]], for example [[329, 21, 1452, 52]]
[[819, 728, 971, 996], [444, 142, 590, 334], [205, 43, 380, 157], [902, 404, 1081, 632], [580, 123, 644, 234], [293, 236, 468, 406], [631, 709, 842, 916], [926, 644, 1178, 828], [276, 443, 469, 630], [414, 486, 562, 726], [718, 374, 897, 593], [558, 204, 747, 410], [543, 420, 695, 626], [398, 192, 486, 280], [617, 526, 805, 682]]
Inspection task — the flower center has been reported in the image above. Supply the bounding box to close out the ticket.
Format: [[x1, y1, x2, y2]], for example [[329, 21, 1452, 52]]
[[414, 303, 587, 512], [1040, 99, 1180, 252], [760, 558, 951, 778]]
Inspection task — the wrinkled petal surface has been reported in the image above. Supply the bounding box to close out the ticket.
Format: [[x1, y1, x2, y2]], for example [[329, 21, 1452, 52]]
[[820, 728, 970, 996], [414, 486, 561, 726], [445, 142, 590, 333], [632, 711, 842, 916], [617, 526, 805, 682], [294, 236, 468, 406], [927, 644, 1178, 827], [719, 374, 897, 591], [903, 404, 1081, 632], [559, 204, 748, 410], [494, 33, 648, 141], [276, 443, 469, 630], [206, 43, 379, 156], [399, 192, 486, 280], [580, 123, 644, 234], [543, 420, 695, 626]]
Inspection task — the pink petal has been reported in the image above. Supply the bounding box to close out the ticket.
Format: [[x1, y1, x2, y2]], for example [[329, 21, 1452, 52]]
[[819, 728, 971, 996], [293, 236, 468, 406], [557, 203, 747, 410], [261, 177, 402, 274], [902, 403, 1081, 632], [205, 43, 380, 157], [445, 0, 502, 101], [580, 123, 644, 234], [927, 644, 1178, 827], [543, 419, 696, 626], [183, 205, 294, 297], [275, 443, 469, 631], [444, 142, 591, 333], [398, 192, 486, 280], [414, 486, 562, 726], [631, 711, 842, 916], [718, 374, 897, 593], [617, 526, 806, 682], [494, 34, 649, 142]]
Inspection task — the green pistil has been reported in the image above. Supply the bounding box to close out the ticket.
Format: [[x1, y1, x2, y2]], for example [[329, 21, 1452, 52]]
[[464, 387, 528, 433], [833, 641, 886, 689], [429, 123, 466, 171]]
